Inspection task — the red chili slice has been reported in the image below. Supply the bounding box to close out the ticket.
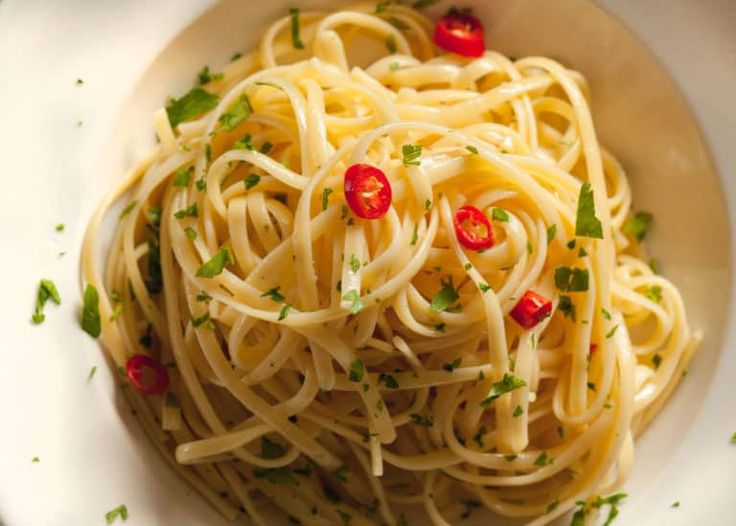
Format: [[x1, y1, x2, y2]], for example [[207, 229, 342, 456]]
[[125, 354, 169, 395], [589, 343, 598, 355], [344, 163, 392, 219], [434, 11, 485, 58], [510, 291, 552, 330], [454, 205, 494, 250]]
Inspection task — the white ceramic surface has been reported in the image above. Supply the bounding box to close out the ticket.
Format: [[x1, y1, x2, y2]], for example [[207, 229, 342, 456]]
[[0, 1, 734, 525]]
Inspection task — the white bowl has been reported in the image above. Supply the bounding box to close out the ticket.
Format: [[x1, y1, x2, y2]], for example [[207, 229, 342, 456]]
[[0, 0, 733, 524]]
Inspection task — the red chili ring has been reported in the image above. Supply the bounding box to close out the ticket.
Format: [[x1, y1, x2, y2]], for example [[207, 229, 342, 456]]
[[454, 205, 494, 250], [510, 291, 553, 330], [125, 354, 169, 395], [344, 163, 392, 219], [434, 11, 485, 58]]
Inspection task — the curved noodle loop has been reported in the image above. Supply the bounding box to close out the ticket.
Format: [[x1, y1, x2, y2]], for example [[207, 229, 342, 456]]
[[81, 4, 700, 525]]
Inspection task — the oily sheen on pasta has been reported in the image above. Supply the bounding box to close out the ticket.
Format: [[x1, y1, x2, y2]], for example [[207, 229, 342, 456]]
[[81, 3, 700, 525]]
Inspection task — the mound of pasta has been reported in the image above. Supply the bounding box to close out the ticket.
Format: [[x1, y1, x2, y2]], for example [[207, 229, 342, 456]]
[[81, 3, 700, 525]]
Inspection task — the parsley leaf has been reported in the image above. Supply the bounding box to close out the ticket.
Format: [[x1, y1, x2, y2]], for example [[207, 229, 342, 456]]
[[81, 284, 101, 338], [557, 295, 576, 321], [349, 254, 361, 273], [105, 504, 128, 524], [480, 373, 526, 407], [409, 413, 434, 426], [413, 0, 439, 7], [378, 373, 399, 389], [278, 304, 292, 321], [197, 65, 223, 85], [233, 133, 254, 150], [641, 285, 663, 303], [652, 354, 662, 369], [342, 289, 364, 314], [218, 95, 252, 131], [385, 34, 397, 53], [145, 239, 163, 294], [184, 227, 197, 240], [289, 8, 305, 49], [191, 311, 213, 329], [322, 187, 333, 211], [575, 182, 603, 239], [546, 224, 557, 244], [261, 437, 285, 459], [166, 87, 219, 128], [512, 405, 523, 417], [375, 1, 391, 13], [244, 173, 260, 190], [348, 359, 365, 383], [429, 277, 459, 313], [402, 143, 422, 166], [32, 279, 61, 324], [591, 493, 627, 526], [492, 207, 509, 222], [254, 466, 299, 486], [174, 203, 198, 219], [118, 200, 138, 220], [195, 248, 233, 278], [466, 145, 478, 154], [533, 451, 553, 466], [261, 286, 285, 303], [623, 211, 653, 241], [410, 224, 419, 245], [442, 358, 462, 372], [606, 324, 618, 339], [555, 266, 589, 292], [55, 223, 65, 232]]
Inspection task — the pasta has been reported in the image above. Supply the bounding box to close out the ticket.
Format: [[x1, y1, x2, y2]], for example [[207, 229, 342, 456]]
[[80, 3, 701, 525]]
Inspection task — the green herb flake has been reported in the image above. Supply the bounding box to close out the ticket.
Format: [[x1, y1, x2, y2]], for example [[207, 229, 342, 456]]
[[623, 211, 653, 241], [492, 207, 509, 222], [174, 203, 198, 219], [641, 285, 663, 303], [81, 284, 101, 338], [504, 454, 517, 462], [533, 451, 553, 466], [191, 311, 213, 329], [460, 498, 481, 519], [348, 359, 365, 383], [105, 504, 129, 524], [87, 366, 98, 381], [389, 61, 401, 71], [173, 166, 193, 187], [218, 95, 253, 131], [402, 143, 422, 166], [385, 34, 398, 53], [546, 223, 557, 244], [182, 227, 197, 240], [55, 223, 65, 232], [557, 295, 576, 321], [410, 224, 419, 246], [261, 436, 286, 459], [289, 8, 305, 49], [478, 282, 491, 293], [413, 0, 439, 8], [442, 358, 462, 372], [31, 456, 40, 463], [591, 492, 627, 526], [473, 426, 486, 447], [671, 501, 680, 508], [321, 187, 333, 211], [648, 258, 659, 274], [578, 247, 588, 257], [261, 286, 285, 303], [554, 266, 589, 292], [195, 248, 233, 278], [605, 324, 618, 339], [547, 499, 560, 513], [587, 382, 596, 391], [575, 182, 604, 239], [195, 177, 206, 191], [601, 308, 612, 321], [429, 277, 459, 313], [254, 466, 299, 486], [234, 133, 254, 150], [32, 279, 62, 324], [425, 199, 432, 210], [244, 173, 260, 190], [166, 87, 219, 129], [652, 354, 662, 369], [278, 303, 292, 321], [512, 405, 523, 417], [375, 1, 390, 13], [197, 65, 223, 85], [145, 240, 163, 294], [378, 373, 399, 389], [526, 240, 533, 254], [434, 322, 446, 332], [409, 413, 433, 427], [731, 432, 736, 444], [118, 200, 138, 220], [480, 373, 526, 407], [567, 239, 577, 250]]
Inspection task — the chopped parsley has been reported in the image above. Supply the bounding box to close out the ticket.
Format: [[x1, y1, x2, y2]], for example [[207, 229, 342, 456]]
[[402, 143, 422, 166], [147, 207, 162, 228], [197, 65, 223, 85], [410, 224, 418, 245], [429, 277, 459, 313], [460, 498, 481, 519], [387, 16, 409, 30], [244, 173, 260, 190], [671, 501, 680, 508], [105, 504, 129, 524], [473, 426, 487, 447], [385, 34, 398, 53], [184, 227, 197, 240], [442, 358, 462, 372], [591, 492, 627, 526], [512, 405, 523, 417], [575, 182, 603, 239], [195, 248, 233, 278], [234, 133, 254, 150], [601, 308, 612, 320], [623, 211, 653, 241], [254, 466, 298, 486], [260, 141, 273, 154], [649, 258, 659, 274], [88, 366, 98, 381], [413, 0, 439, 8], [31, 456, 40, 463], [81, 284, 101, 338], [546, 224, 557, 244], [378, 373, 399, 389], [492, 207, 509, 222], [145, 239, 163, 293], [375, 1, 390, 13], [533, 451, 553, 466], [641, 285, 663, 303], [118, 200, 138, 220], [409, 413, 434, 427], [605, 324, 618, 339], [76, 78, 84, 85], [652, 354, 662, 369], [321, 187, 333, 211], [480, 373, 526, 407], [165, 392, 180, 408], [555, 266, 589, 292], [348, 359, 365, 383], [218, 95, 253, 131], [557, 295, 576, 321], [32, 279, 61, 324], [478, 282, 491, 293], [166, 87, 219, 128], [174, 203, 198, 219], [389, 61, 401, 71], [349, 254, 361, 273], [526, 241, 533, 254], [55, 223, 65, 232], [425, 199, 431, 210], [191, 311, 213, 329], [278, 304, 292, 321], [261, 286, 285, 303], [261, 437, 286, 459], [343, 289, 364, 315], [289, 8, 305, 49], [195, 291, 213, 302], [466, 144, 479, 154]]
